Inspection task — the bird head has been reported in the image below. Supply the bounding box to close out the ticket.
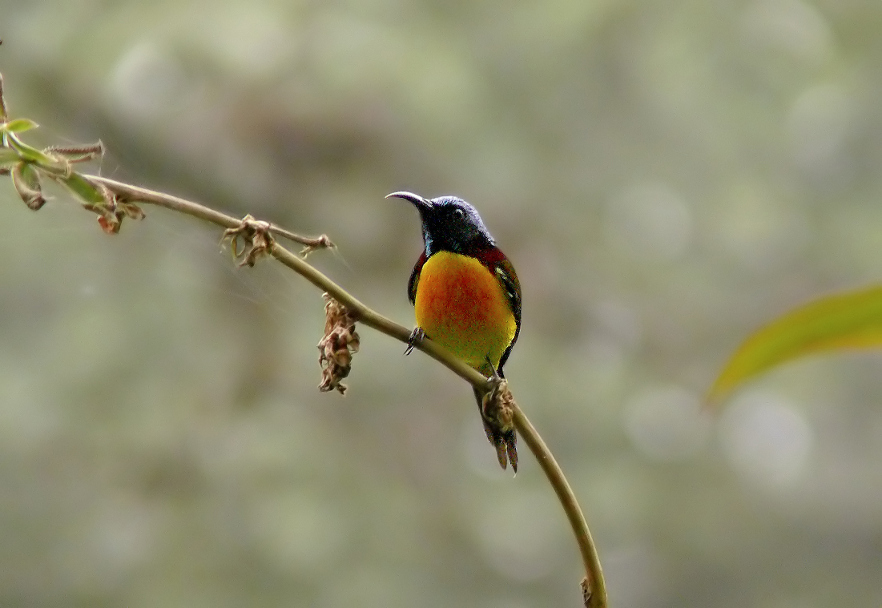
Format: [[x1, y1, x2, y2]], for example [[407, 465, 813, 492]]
[[387, 191, 494, 256]]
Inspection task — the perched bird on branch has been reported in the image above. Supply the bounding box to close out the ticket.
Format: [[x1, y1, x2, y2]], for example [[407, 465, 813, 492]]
[[390, 191, 521, 470]]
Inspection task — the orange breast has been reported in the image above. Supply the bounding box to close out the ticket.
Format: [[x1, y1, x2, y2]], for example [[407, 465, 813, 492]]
[[414, 251, 517, 370]]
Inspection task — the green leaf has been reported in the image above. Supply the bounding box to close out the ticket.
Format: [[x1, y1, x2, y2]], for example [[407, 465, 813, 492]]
[[708, 285, 882, 405], [59, 172, 108, 206], [1, 118, 39, 133], [0, 147, 20, 169], [4, 132, 70, 176]]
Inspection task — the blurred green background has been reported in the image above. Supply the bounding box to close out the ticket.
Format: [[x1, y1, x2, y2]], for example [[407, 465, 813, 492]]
[[2, 1, 881, 606]]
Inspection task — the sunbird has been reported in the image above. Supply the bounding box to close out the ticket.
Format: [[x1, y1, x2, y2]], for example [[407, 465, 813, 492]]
[[389, 191, 522, 468]]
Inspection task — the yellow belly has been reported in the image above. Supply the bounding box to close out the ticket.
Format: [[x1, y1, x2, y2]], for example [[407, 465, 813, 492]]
[[414, 251, 517, 371]]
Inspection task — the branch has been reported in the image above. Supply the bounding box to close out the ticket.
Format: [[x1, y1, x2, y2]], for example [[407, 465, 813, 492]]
[[514, 406, 606, 606], [84, 176, 334, 254], [0, 67, 606, 603], [87, 175, 608, 608]]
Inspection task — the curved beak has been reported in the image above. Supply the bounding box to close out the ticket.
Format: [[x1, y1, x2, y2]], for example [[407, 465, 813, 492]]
[[385, 191, 433, 211]]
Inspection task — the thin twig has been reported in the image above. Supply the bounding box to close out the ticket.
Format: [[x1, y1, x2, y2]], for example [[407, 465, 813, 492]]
[[87, 175, 245, 228], [84, 173, 607, 607], [268, 223, 334, 254], [85, 176, 333, 253]]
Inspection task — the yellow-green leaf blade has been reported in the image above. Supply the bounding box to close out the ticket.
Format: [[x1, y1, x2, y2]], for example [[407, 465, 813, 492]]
[[59, 172, 108, 206], [708, 285, 882, 405], [1, 118, 39, 133]]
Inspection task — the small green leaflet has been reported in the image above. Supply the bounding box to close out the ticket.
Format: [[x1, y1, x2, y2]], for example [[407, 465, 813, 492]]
[[0, 118, 39, 133]]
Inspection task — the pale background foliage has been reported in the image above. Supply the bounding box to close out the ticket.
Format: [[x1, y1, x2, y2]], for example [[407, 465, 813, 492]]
[[1, 1, 881, 606]]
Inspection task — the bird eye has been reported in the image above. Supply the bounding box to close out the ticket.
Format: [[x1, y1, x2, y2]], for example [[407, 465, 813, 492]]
[[453, 208, 466, 219]]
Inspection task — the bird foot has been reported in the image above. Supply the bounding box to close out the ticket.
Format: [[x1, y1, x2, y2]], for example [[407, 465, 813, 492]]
[[404, 326, 426, 356], [480, 357, 518, 472], [480, 355, 507, 430]]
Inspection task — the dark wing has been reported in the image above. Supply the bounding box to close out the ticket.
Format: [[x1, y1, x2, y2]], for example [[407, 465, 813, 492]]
[[407, 251, 428, 305], [481, 249, 521, 374]]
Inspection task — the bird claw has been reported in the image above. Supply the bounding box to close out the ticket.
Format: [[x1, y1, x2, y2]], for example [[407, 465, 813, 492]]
[[484, 355, 503, 383], [404, 327, 426, 356]]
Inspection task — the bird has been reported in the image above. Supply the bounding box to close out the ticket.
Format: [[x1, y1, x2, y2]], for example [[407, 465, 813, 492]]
[[388, 191, 522, 470]]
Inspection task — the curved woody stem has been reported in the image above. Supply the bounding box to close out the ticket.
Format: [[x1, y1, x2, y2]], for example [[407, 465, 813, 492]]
[[84, 175, 606, 607]]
